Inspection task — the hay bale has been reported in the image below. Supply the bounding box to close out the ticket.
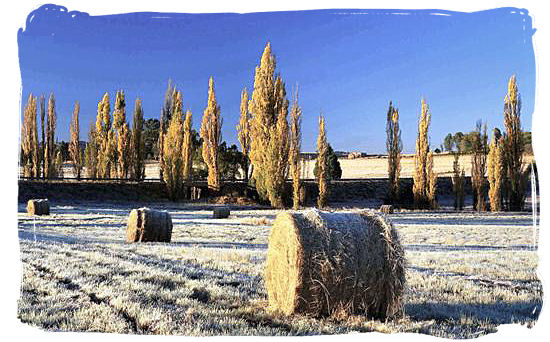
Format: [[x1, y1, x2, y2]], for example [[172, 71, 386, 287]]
[[213, 207, 230, 219], [379, 204, 394, 214], [27, 199, 50, 216], [265, 209, 405, 319], [126, 208, 173, 243]]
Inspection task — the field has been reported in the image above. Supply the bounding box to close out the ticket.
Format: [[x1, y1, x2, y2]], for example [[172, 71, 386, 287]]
[[17, 201, 542, 338], [44, 153, 534, 180]]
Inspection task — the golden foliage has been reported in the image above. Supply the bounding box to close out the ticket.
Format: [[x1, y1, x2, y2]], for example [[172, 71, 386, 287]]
[[114, 91, 131, 179], [412, 99, 436, 209], [488, 131, 503, 211], [130, 98, 145, 180], [21, 94, 38, 178], [69, 101, 82, 179], [200, 77, 222, 191], [289, 88, 302, 209], [248, 43, 290, 208], [237, 88, 251, 182], [386, 101, 402, 205], [317, 115, 329, 209], [95, 92, 114, 178], [162, 90, 185, 199], [44, 93, 57, 178], [503, 75, 526, 211], [427, 151, 438, 209], [85, 121, 99, 178], [182, 109, 193, 181]]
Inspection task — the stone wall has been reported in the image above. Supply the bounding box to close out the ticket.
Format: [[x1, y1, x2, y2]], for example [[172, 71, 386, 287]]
[[18, 177, 472, 205]]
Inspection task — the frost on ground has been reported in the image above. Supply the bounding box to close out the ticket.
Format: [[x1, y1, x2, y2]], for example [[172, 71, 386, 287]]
[[17, 202, 542, 337]]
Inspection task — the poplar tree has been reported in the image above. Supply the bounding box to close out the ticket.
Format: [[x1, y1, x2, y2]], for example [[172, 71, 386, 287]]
[[488, 129, 503, 211], [40, 95, 46, 178], [317, 115, 329, 209], [182, 110, 193, 181], [503, 75, 526, 211], [44, 93, 57, 178], [85, 122, 99, 178], [413, 99, 435, 209], [131, 98, 145, 180], [96, 92, 114, 178], [427, 151, 438, 209], [471, 120, 488, 212], [452, 152, 465, 211], [248, 43, 290, 208], [236, 88, 251, 182], [113, 90, 131, 179], [159, 80, 175, 181], [386, 101, 402, 205], [200, 77, 222, 191], [69, 101, 82, 179], [21, 94, 38, 178], [289, 88, 302, 209], [162, 90, 185, 199]]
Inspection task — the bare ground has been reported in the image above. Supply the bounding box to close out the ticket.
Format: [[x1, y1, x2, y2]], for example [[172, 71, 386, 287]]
[[17, 202, 542, 337]]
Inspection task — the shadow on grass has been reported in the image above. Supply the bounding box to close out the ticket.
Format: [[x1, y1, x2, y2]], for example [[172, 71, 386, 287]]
[[406, 299, 542, 325]]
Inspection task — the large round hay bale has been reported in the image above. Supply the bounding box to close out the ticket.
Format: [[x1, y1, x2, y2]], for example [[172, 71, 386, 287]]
[[265, 209, 405, 319], [380, 204, 394, 214], [27, 199, 50, 216], [126, 208, 173, 243], [213, 207, 230, 219]]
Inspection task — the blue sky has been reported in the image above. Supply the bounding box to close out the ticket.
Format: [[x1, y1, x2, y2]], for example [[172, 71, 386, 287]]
[[18, 5, 536, 153]]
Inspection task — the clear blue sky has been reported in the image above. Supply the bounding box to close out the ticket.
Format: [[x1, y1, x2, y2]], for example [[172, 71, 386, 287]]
[[18, 5, 536, 153]]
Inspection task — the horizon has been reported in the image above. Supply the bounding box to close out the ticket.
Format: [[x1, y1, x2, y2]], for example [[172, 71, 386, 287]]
[[18, 5, 536, 154]]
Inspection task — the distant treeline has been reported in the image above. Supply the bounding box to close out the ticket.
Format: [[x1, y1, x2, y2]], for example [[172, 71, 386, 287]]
[[439, 130, 532, 154]]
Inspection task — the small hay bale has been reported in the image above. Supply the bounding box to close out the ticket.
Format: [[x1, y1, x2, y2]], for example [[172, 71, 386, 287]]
[[27, 199, 50, 216], [379, 204, 394, 214], [126, 208, 173, 243], [213, 207, 230, 219], [265, 209, 405, 319]]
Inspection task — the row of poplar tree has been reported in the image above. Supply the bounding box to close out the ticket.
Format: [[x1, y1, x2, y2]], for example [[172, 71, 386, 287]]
[[19, 42, 332, 208], [385, 75, 529, 212], [20, 43, 529, 211]]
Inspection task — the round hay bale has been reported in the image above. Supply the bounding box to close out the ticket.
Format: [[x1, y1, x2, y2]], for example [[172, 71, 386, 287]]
[[27, 199, 50, 216], [265, 209, 405, 319], [126, 208, 173, 243], [213, 207, 230, 219], [379, 204, 394, 214]]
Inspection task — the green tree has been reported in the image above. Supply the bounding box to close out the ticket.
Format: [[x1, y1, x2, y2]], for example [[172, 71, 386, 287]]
[[313, 144, 342, 181], [143, 118, 160, 159]]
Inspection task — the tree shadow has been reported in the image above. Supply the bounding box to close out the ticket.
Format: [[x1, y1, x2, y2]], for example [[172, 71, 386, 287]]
[[405, 299, 542, 325]]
